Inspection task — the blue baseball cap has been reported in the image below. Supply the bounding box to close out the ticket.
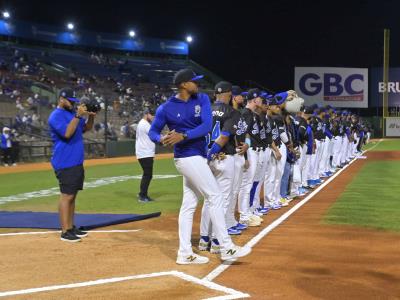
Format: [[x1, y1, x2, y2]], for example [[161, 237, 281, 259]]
[[173, 68, 204, 86], [269, 92, 288, 106], [59, 88, 79, 103]]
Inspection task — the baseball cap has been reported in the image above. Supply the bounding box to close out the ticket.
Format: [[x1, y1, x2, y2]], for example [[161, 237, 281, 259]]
[[59, 88, 80, 103], [260, 92, 271, 105], [232, 85, 244, 96], [173, 68, 204, 86], [246, 88, 262, 101], [215, 81, 232, 94], [269, 92, 288, 106]]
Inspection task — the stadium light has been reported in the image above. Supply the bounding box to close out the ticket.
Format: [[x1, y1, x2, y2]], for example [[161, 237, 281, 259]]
[[67, 23, 74, 31], [2, 11, 10, 19], [186, 35, 193, 43], [129, 30, 135, 38]]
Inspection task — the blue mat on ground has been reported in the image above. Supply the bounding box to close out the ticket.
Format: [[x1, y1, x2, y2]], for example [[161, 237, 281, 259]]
[[0, 211, 161, 230]]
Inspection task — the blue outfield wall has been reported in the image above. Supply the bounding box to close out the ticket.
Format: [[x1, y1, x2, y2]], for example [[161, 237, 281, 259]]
[[0, 19, 188, 55]]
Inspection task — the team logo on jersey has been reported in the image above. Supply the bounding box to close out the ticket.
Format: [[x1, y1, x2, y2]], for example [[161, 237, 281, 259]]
[[265, 120, 272, 134], [251, 122, 259, 135], [272, 127, 279, 140], [194, 105, 201, 117], [317, 122, 323, 131], [235, 119, 248, 135], [260, 127, 266, 139]]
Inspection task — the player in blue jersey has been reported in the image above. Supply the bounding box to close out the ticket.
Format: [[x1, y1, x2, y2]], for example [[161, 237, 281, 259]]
[[149, 69, 251, 265]]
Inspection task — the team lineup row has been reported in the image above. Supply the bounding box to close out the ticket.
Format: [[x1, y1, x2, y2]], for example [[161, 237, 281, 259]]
[[148, 68, 368, 265]]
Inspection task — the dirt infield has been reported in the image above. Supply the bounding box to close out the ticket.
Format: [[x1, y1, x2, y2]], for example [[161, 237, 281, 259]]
[[1, 152, 400, 299], [0, 153, 174, 175]]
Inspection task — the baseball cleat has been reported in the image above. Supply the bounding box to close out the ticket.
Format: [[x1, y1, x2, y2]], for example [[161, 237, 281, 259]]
[[250, 214, 263, 223], [176, 253, 209, 265], [279, 198, 289, 207], [221, 245, 252, 261], [210, 239, 221, 254], [198, 236, 210, 251], [228, 227, 242, 235], [247, 217, 261, 227], [235, 223, 248, 230], [257, 206, 269, 215]]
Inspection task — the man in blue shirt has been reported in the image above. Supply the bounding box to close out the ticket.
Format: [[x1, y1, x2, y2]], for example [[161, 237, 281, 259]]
[[48, 88, 96, 243], [149, 69, 251, 264]]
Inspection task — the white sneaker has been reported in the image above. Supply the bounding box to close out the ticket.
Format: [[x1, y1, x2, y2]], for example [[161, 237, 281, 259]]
[[250, 214, 263, 223], [176, 253, 209, 265], [221, 245, 252, 261], [12, 163, 17, 166], [247, 217, 261, 227], [210, 239, 221, 254], [4, 164, 9, 167]]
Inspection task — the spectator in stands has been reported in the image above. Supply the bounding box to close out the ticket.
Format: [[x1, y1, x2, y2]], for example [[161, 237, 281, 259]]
[[1, 127, 16, 166]]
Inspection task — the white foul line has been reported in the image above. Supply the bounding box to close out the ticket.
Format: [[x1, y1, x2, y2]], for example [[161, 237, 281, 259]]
[[203, 140, 382, 282], [0, 270, 249, 300], [0, 229, 141, 237]]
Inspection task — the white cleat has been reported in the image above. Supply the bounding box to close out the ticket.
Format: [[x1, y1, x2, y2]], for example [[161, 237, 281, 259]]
[[221, 245, 252, 261], [176, 253, 209, 265]]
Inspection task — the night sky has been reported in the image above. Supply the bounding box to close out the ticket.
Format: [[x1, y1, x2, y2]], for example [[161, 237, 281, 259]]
[[4, 0, 400, 91]]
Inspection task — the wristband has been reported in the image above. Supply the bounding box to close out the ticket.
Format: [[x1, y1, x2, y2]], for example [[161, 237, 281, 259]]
[[75, 114, 82, 119], [245, 138, 251, 147]]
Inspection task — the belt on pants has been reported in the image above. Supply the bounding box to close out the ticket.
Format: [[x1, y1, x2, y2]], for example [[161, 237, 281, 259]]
[[250, 146, 266, 152]]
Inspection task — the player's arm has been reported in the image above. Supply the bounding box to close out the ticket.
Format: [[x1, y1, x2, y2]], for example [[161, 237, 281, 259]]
[[149, 106, 167, 143]]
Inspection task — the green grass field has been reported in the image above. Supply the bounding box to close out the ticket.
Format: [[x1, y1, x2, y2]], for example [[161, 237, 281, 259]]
[[0, 159, 183, 215], [325, 139, 400, 231], [1, 139, 400, 232]]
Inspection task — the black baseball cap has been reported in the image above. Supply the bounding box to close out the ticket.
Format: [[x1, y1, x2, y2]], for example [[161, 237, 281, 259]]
[[173, 68, 204, 86], [232, 85, 244, 96], [246, 88, 262, 101], [215, 81, 232, 94], [59, 88, 79, 103]]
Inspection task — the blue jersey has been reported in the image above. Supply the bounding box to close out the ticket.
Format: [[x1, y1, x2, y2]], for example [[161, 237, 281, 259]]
[[148, 93, 212, 158], [48, 108, 86, 170]]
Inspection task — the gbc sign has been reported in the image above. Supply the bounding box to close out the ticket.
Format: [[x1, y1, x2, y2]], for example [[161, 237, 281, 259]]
[[294, 67, 368, 108]]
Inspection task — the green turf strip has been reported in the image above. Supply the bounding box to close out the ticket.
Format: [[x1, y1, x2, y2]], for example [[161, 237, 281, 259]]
[[0, 158, 183, 214], [324, 160, 400, 232]]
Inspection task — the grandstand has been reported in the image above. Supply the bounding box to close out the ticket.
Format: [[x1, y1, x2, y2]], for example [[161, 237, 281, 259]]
[[0, 20, 223, 162]]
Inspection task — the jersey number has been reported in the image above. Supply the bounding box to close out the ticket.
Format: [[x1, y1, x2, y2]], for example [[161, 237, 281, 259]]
[[206, 120, 221, 145]]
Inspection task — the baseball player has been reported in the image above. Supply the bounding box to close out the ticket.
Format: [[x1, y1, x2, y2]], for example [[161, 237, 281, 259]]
[[149, 69, 251, 264], [267, 93, 291, 206], [238, 88, 266, 226], [199, 81, 249, 255]]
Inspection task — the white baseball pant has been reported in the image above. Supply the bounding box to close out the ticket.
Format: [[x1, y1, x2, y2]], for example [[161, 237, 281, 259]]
[[201, 154, 235, 236], [251, 148, 271, 211], [238, 148, 263, 221], [265, 144, 287, 203], [226, 153, 245, 229], [174, 156, 234, 256], [332, 136, 342, 168]]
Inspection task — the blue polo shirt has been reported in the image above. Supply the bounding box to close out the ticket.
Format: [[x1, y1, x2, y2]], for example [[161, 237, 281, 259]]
[[48, 108, 85, 171], [148, 93, 212, 158]]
